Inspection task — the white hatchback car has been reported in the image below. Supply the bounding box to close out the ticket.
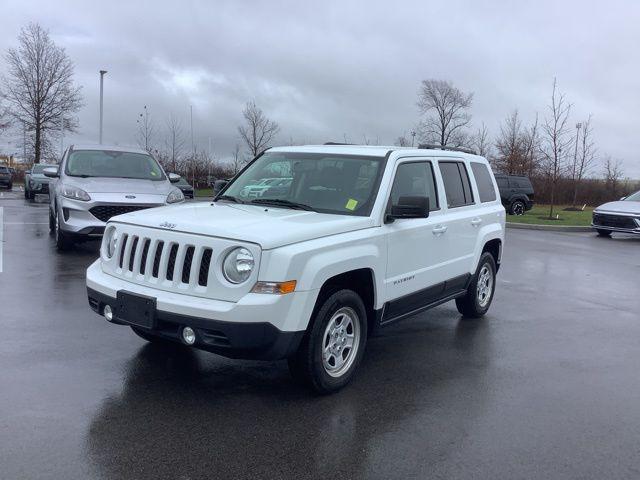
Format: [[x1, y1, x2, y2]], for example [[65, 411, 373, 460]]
[[86, 144, 505, 393], [45, 145, 184, 250]]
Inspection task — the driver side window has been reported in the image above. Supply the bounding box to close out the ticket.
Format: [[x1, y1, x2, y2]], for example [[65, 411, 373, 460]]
[[390, 161, 439, 211]]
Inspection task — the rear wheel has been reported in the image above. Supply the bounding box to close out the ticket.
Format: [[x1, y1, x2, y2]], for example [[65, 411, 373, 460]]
[[288, 289, 367, 394], [456, 252, 497, 318], [510, 200, 525, 215], [596, 229, 612, 237]]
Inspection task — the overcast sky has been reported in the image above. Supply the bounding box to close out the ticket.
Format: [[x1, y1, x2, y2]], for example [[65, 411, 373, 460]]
[[1, 0, 639, 176]]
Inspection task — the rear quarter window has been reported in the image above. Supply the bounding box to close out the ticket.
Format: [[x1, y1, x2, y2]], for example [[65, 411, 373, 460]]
[[470, 162, 497, 202], [439, 161, 474, 208]]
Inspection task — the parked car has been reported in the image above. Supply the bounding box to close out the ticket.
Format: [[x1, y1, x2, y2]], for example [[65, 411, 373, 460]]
[[0, 165, 13, 189], [45, 144, 185, 251], [212, 178, 229, 196], [175, 176, 194, 199], [86, 144, 505, 393], [24, 163, 54, 199], [494, 174, 534, 215], [592, 190, 640, 237], [240, 177, 292, 198]]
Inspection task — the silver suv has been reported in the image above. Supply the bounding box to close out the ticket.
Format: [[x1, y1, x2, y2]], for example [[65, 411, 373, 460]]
[[45, 144, 184, 250]]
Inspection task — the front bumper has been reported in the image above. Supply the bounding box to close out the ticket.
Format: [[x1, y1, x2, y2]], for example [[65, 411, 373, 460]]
[[58, 195, 164, 236], [592, 212, 640, 234], [86, 260, 314, 359]]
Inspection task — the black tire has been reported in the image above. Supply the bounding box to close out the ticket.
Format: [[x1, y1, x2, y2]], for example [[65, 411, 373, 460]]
[[130, 326, 176, 345], [288, 289, 368, 394], [596, 229, 612, 237], [54, 210, 73, 251], [7, 182, 12, 190], [49, 209, 55, 233], [456, 252, 497, 318], [24, 187, 29, 199], [509, 200, 526, 216]]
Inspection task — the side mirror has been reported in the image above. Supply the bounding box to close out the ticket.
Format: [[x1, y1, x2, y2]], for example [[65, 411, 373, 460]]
[[386, 196, 430, 223], [25, 170, 31, 175], [168, 173, 181, 183], [43, 167, 59, 178]]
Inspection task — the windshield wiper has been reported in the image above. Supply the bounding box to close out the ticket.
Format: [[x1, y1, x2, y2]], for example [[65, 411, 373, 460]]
[[250, 198, 316, 211], [215, 194, 244, 204]]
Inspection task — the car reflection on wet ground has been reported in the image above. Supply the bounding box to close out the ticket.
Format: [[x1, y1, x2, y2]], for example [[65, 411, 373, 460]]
[[1, 188, 639, 479]]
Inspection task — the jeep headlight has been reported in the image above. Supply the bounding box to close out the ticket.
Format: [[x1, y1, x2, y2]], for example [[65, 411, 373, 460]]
[[166, 188, 185, 204], [222, 247, 254, 284], [61, 184, 91, 201], [104, 226, 118, 258]]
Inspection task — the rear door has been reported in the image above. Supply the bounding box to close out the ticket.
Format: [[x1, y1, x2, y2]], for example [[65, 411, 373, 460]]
[[436, 160, 478, 279]]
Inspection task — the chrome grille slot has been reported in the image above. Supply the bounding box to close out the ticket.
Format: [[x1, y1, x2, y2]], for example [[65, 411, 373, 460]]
[[128, 236, 139, 272], [166, 244, 179, 281], [199, 248, 213, 286], [152, 241, 164, 278], [139, 239, 151, 275], [182, 246, 195, 284], [118, 234, 129, 269]]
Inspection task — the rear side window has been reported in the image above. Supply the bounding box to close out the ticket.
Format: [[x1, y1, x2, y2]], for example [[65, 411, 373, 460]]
[[510, 179, 520, 188], [390, 161, 439, 211], [496, 177, 508, 189], [470, 162, 497, 202], [439, 161, 474, 208]]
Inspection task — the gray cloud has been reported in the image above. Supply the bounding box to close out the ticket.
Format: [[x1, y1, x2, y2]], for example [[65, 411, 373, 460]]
[[1, 0, 639, 176]]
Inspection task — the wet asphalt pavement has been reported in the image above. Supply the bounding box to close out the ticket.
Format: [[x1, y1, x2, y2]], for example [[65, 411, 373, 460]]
[[1, 189, 639, 480]]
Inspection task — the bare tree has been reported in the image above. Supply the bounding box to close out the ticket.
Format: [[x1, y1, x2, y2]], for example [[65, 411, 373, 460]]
[[570, 116, 596, 206], [603, 156, 624, 199], [0, 96, 11, 139], [521, 114, 541, 176], [136, 105, 155, 152], [541, 79, 572, 219], [394, 134, 410, 147], [494, 110, 523, 174], [231, 143, 243, 174], [416, 79, 473, 147], [237, 101, 279, 157], [2, 23, 82, 163], [471, 122, 491, 158], [164, 114, 185, 172]]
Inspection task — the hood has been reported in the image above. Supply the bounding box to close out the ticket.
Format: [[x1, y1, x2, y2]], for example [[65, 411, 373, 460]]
[[63, 177, 174, 195], [112, 202, 375, 249], [595, 200, 640, 215], [30, 173, 51, 182]]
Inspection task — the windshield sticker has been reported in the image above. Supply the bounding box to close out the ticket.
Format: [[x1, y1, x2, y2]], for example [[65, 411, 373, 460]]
[[345, 199, 358, 210]]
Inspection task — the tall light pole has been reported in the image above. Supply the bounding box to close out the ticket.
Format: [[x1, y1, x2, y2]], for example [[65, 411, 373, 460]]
[[573, 122, 582, 179], [99, 70, 107, 144]]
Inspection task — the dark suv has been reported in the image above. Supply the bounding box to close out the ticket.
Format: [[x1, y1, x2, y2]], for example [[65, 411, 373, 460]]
[[494, 174, 534, 215], [0, 165, 13, 189]]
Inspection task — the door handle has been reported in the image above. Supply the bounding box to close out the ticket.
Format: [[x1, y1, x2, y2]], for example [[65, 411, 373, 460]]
[[471, 218, 483, 227], [432, 225, 448, 235]]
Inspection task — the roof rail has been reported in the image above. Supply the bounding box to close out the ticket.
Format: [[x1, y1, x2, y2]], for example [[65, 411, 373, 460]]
[[417, 143, 477, 155], [323, 142, 354, 146]]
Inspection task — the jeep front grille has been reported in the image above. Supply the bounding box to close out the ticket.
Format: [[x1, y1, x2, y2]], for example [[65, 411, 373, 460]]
[[115, 234, 214, 287], [90, 205, 154, 222]]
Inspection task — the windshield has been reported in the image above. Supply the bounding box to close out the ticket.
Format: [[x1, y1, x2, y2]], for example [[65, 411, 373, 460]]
[[219, 152, 386, 216], [65, 150, 166, 181], [624, 191, 640, 202]]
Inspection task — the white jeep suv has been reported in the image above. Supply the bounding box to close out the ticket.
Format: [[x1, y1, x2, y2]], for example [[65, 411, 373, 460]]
[[86, 144, 505, 393]]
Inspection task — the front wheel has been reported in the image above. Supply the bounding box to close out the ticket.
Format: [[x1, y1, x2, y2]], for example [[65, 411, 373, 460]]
[[596, 229, 612, 237], [54, 210, 73, 251], [288, 289, 367, 394], [456, 252, 497, 318]]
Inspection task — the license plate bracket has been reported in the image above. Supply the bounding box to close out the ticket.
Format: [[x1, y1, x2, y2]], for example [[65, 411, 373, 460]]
[[115, 291, 157, 329]]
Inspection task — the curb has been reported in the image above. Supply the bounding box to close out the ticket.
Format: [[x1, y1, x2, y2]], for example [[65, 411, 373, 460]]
[[506, 223, 592, 232]]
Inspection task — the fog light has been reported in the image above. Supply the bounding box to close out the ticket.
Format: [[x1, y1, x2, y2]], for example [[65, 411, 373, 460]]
[[182, 326, 196, 345], [103, 304, 113, 322]]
